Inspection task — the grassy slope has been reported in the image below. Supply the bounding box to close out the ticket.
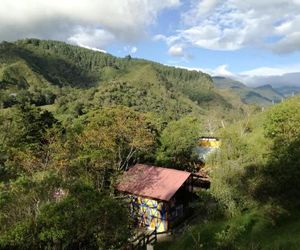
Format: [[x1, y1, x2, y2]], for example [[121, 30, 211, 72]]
[[0, 60, 50, 88], [156, 210, 300, 250]]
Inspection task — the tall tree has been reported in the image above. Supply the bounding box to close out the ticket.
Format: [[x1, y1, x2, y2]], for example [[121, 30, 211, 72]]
[[156, 116, 201, 169]]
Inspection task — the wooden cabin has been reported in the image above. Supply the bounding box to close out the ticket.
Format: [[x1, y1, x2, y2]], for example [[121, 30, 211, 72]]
[[116, 164, 193, 233]]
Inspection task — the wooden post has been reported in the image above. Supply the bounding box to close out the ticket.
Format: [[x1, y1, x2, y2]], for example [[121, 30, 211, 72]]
[[146, 244, 154, 250], [166, 203, 169, 232]]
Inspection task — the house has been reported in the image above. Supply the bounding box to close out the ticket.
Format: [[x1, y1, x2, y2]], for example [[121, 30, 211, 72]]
[[195, 136, 221, 163], [116, 164, 193, 233], [198, 136, 221, 148]]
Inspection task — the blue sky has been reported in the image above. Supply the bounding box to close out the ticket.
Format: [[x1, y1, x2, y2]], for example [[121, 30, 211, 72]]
[[1, 0, 300, 86]]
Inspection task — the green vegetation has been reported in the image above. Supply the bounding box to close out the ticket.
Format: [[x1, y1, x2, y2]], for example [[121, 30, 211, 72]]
[[0, 39, 238, 121], [157, 209, 300, 250], [0, 105, 155, 249], [1, 39, 300, 249], [156, 116, 202, 169], [157, 95, 300, 249]]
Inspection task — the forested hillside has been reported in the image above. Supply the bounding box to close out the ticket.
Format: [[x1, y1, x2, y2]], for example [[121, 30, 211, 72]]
[[0, 39, 238, 249], [1, 39, 299, 249], [0, 39, 244, 123]]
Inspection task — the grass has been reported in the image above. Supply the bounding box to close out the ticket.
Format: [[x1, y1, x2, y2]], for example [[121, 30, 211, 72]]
[[40, 104, 57, 112], [155, 209, 300, 250]]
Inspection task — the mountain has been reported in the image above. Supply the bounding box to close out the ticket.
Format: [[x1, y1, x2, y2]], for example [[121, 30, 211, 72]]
[[236, 71, 300, 97], [212, 76, 284, 106], [212, 76, 246, 89], [0, 39, 248, 122], [274, 85, 300, 97], [254, 84, 284, 102]]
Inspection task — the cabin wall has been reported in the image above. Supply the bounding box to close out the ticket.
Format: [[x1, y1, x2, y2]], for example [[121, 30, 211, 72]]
[[130, 196, 168, 233]]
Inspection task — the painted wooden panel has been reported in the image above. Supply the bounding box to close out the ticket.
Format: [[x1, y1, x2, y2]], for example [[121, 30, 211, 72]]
[[130, 196, 168, 232]]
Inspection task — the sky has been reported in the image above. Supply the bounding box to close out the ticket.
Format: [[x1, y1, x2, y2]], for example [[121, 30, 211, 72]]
[[1, 0, 300, 87]]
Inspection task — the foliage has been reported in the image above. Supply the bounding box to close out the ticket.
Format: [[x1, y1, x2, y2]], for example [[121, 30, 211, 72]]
[[259, 97, 300, 203], [0, 39, 247, 126], [264, 97, 300, 148], [0, 174, 131, 249], [207, 127, 260, 217], [214, 223, 246, 249], [158, 96, 300, 249], [156, 208, 300, 250], [1, 38, 300, 249], [0, 105, 59, 180], [70, 107, 160, 190], [156, 116, 201, 169]]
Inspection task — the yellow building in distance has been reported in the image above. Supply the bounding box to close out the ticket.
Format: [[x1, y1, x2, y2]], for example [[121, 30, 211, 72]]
[[198, 137, 221, 148], [196, 137, 221, 162]]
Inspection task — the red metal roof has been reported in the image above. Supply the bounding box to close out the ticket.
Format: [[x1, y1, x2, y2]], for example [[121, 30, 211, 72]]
[[116, 164, 191, 201]]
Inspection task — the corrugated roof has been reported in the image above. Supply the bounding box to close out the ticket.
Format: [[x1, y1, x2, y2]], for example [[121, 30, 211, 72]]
[[116, 164, 191, 201]]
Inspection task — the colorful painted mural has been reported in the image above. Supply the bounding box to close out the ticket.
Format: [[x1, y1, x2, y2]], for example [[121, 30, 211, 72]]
[[130, 196, 168, 232], [117, 164, 193, 233]]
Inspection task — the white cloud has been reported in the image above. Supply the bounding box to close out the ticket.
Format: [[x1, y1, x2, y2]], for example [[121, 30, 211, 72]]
[[130, 46, 138, 54], [153, 34, 180, 45], [213, 65, 235, 78], [241, 64, 300, 77], [166, 64, 235, 78], [271, 32, 300, 54], [171, 63, 300, 87], [159, 0, 300, 53], [216, 64, 300, 87], [0, 0, 180, 49], [123, 46, 138, 54], [182, 0, 221, 26], [168, 45, 185, 57], [68, 28, 115, 50], [76, 44, 107, 53]]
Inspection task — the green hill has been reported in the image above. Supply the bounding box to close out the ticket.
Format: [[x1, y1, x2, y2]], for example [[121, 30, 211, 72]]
[[0, 39, 245, 121]]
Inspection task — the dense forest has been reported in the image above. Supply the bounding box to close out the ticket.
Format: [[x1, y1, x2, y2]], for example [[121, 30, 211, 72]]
[[158, 95, 300, 249], [1, 39, 300, 249]]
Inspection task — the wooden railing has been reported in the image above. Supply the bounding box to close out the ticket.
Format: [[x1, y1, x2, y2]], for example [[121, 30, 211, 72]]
[[146, 228, 157, 245], [128, 228, 157, 249]]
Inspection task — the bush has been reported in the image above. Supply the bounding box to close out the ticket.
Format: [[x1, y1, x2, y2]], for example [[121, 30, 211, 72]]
[[215, 223, 246, 249]]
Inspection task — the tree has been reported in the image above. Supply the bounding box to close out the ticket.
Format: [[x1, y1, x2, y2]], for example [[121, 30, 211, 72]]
[[0, 105, 59, 180], [264, 98, 300, 151], [261, 97, 300, 203], [0, 174, 132, 249], [69, 107, 159, 190], [156, 116, 201, 169]]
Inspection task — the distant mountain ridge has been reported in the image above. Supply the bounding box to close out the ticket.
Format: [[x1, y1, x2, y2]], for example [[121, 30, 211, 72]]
[[273, 85, 300, 97], [212, 76, 285, 106]]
